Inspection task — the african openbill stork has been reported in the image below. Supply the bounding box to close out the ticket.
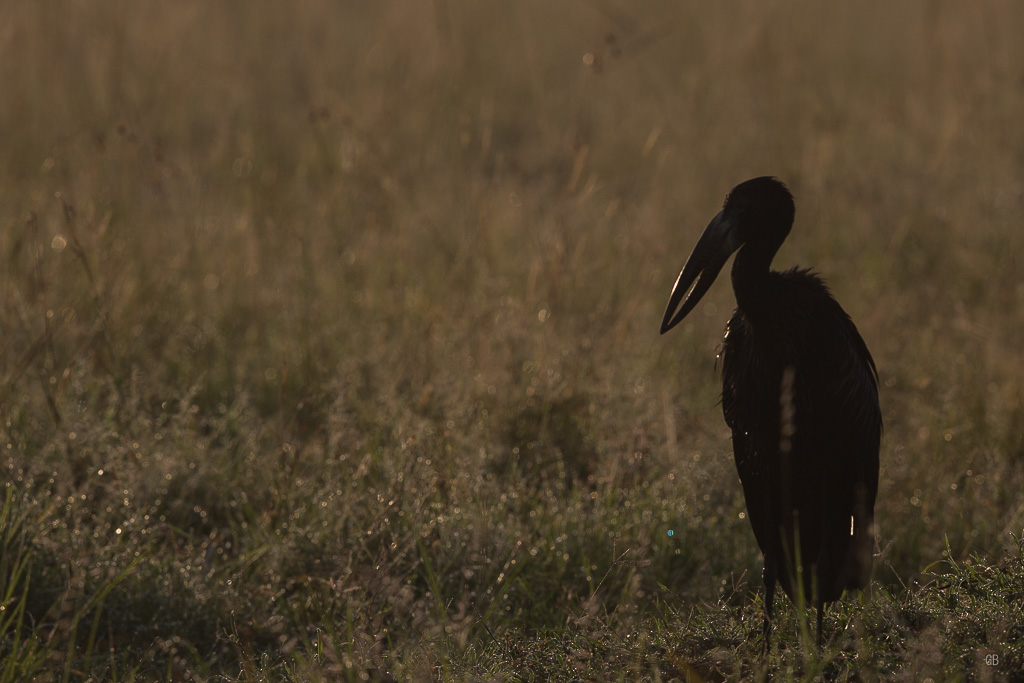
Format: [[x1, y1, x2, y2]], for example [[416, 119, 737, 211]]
[[660, 177, 880, 648]]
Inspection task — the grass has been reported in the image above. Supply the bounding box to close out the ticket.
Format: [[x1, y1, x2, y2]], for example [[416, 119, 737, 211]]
[[2, 1, 1024, 679]]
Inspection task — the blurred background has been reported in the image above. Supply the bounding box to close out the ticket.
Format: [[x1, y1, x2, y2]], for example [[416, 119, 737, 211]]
[[2, 0, 1023, 678]]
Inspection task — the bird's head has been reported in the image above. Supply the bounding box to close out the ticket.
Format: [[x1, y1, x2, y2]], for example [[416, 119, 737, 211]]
[[660, 177, 795, 334]]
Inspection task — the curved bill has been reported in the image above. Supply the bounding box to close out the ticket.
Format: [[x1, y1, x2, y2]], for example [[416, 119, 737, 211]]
[[660, 210, 741, 334]]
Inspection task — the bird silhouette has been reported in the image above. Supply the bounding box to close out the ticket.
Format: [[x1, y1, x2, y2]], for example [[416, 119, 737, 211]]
[[661, 177, 881, 649]]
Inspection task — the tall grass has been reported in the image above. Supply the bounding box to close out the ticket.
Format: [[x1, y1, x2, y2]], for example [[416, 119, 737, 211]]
[[2, 1, 1023, 678]]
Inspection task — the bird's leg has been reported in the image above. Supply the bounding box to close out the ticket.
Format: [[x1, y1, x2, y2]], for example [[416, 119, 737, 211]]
[[762, 562, 777, 655], [816, 599, 824, 648]]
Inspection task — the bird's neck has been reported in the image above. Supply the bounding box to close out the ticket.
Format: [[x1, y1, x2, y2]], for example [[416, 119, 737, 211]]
[[731, 245, 778, 316]]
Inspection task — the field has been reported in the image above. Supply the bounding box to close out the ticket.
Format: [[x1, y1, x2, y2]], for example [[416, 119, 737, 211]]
[[2, 1, 1024, 680]]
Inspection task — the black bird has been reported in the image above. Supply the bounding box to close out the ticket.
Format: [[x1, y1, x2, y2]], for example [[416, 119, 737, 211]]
[[660, 177, 880, 648]]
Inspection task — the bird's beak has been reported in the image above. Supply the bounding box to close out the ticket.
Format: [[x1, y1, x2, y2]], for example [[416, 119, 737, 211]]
[[660, 210, 741, 334]]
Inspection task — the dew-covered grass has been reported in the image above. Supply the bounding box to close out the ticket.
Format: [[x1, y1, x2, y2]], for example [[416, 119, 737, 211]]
[[2, 1, 1024, 680]]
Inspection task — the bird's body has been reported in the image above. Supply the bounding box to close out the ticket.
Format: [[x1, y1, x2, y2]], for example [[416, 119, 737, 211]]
[[722, 267, 880, 617], [661, 177, 880, 648]]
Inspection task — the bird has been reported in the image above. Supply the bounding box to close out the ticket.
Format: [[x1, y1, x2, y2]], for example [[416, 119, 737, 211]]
[[660, 177, 881, 649]]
